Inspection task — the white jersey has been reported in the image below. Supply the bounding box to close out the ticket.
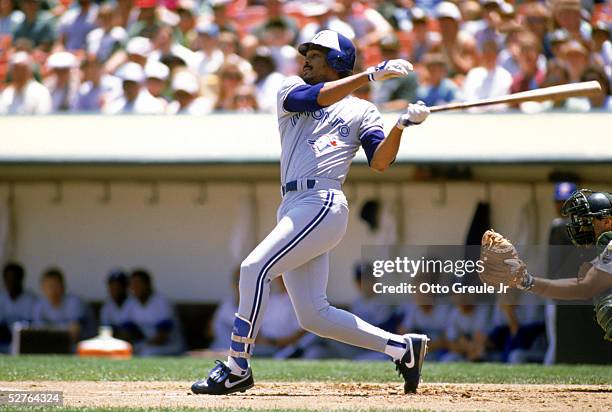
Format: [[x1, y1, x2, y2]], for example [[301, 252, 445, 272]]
[[100, 298, 131, 328], [0, 290, 37, 326], [32, 293, 85, 328], [277, 76, 384, 185], [592, 239, 612, 275]]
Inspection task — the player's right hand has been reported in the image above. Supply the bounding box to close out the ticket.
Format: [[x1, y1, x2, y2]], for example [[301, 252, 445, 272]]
[[367, 59, 413, 82]]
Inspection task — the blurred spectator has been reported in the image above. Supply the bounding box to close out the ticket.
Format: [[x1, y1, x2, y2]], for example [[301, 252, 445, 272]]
[[123, 269, 184, 356], [251, 46, 284, 113], [297, 1, 355, 45], [214, 62, 245, 111], [0, 263, 37, 353], [0, 51, 52, 115], [103, 62, 165, 114], [371, 34, 418, 111], [592, 21, 611, 80], [581, 64, 612, 110], [255, 278, 306, 357], [475, 0, 504, 49], [416, 52, 458, 106], [337, 0, 393, 51], [259, 18, 299, 77], [148, 25, 197, 70], [560, 40, 589, 83], [218, 31, 255, 84], [0, 0, 24, 36], [208, 268, 239, 351], [12, 0, 56, 51], [521, 1, 552, 58], [441, 304, 490, 362], [231, 84, 259, 113], [175, 0, 197, 48], [510, 31, 546, 93], [100, 269, 131, 330], [45, 51, 79, 112], [532, 58, 589, 111], [435, 1, 478, 75], [252, 0, 299, 43], [32, 267, 92, 343], [129, 1, 161, 39], [461, 39, 512, 111], [73, 56, 119, 112], [408, 8, 440, 64], [209, 0, 237, 34], [551, 0, 590, 42], [459, 0, 485, 38], [193, 22, 224, 76], [86, 3, 128, 63], [57, 0, 98, 51], [144, 60, 170, 106], [549, 28, 570, 60], [167, 69, 211, 114]]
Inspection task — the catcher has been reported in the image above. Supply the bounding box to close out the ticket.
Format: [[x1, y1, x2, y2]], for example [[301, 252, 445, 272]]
[[480, 189, 612, 341]]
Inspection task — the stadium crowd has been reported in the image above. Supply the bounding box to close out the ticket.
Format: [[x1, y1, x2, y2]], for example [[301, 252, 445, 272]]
[[0, 0, 610, 115]]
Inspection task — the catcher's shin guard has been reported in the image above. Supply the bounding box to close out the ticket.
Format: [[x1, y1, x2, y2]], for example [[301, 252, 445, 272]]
[[395, 333, 429, 394]]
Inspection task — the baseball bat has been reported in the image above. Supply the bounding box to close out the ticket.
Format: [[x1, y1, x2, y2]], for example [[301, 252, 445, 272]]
[[428, 81, 602, 113]]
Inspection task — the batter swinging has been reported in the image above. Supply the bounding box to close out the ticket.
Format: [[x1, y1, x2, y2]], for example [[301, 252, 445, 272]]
[[192, 30, 430, 396]]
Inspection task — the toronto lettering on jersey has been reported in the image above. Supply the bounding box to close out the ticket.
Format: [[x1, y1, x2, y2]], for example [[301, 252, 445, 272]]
[[290, 109, 351, 137]]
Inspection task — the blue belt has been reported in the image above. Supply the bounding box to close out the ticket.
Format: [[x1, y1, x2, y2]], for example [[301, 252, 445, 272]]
[[281, 179, 316, 196]]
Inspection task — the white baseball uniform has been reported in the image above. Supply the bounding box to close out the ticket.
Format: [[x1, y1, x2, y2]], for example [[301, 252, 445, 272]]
[[233, 75, 402, 365]]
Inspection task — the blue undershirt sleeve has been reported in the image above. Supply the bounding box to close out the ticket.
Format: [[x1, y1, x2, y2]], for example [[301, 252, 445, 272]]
[[360, 128, 385, 165], [283, 83, 325, 112]]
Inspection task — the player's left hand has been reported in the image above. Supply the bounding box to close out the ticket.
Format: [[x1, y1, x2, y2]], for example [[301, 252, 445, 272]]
[[367, 59, 413, 82], [396, 101, 430, 129]]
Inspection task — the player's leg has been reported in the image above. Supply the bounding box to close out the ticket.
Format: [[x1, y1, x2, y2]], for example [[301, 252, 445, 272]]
[[283, 253, 429, 394], [192, 192, 347, 394]]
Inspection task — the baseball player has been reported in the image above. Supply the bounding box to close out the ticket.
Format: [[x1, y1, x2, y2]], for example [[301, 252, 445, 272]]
[[482, 189, 612, 340], [192, 30, 430, 396]]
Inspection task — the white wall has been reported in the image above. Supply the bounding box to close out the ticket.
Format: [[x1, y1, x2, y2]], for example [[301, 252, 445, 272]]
[[2, 180, 608, 304]]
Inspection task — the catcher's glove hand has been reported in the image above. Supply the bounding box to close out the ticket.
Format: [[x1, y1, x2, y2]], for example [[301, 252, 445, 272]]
[[367, 59, 413, 82], [594, 294, 612, 342], [480, 229, 534, 290]]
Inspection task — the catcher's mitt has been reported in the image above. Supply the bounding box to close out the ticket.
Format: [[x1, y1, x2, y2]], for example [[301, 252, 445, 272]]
[[480, 229, 532, 289], [594, 294, 612, 342]]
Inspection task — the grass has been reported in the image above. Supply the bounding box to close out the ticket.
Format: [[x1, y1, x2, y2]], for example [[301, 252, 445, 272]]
[[0, 356, 610, 385]]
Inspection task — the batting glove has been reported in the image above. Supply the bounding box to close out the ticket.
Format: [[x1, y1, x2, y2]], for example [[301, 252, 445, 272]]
[[367, 59, 413, 82], [396, 101, 430, 129]]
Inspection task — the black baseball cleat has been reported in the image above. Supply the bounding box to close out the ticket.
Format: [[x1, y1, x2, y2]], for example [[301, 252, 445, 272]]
[[395, 333, 429, 394], [191, 360, 254, 395]]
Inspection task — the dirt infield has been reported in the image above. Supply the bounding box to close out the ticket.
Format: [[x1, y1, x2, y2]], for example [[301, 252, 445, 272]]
[[1, 381, 611, 411]]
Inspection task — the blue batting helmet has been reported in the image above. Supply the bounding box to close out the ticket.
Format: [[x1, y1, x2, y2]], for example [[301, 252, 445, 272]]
[[298, 30, 356, 74]]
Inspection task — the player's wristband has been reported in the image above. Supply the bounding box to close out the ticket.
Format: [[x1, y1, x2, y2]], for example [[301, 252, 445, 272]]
[[517, 272, 535, 291], [367, 73, 376, 82], [396, 117, 415, 130]]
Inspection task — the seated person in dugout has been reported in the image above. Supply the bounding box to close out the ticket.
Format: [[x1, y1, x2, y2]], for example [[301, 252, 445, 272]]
[[440, 302, 491, 362], [118, 269, 185, 356], [254, 277, 306, 357], [208, 268, 240, 352], [0, 262, 38, 353], [32, 267, 93, 343], [100, 269, 131, 332]]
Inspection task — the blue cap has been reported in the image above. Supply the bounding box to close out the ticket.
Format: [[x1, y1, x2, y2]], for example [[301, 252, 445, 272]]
[[554, 182, 577, 201], [108, 269, 128, 285]]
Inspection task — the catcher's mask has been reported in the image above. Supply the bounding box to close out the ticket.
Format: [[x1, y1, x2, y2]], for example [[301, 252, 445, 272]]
[[561, 189, 612, 246]]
